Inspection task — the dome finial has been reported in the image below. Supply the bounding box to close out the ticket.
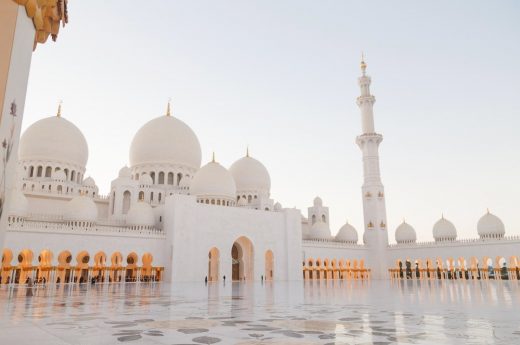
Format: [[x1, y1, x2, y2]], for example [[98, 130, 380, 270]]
[[212, 151, 215, 163], [56, 100, 62, 117], [166, 98, 171, 116], [360, 52, 367, 76], [487, 208, 490, 214], [441, 213, 444, 219], [246, 146, 249, 157]]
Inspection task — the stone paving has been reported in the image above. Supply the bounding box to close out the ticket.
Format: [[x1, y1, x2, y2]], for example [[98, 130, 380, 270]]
[[1, 279, 519, 344]]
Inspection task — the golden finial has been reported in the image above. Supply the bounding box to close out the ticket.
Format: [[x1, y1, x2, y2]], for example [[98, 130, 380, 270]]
[[56, 100, 62, 117], [403, 217, 406, 224], [441, 213, 444, 219], [246, 146, 249, 157], [360, 52, 367, 75], [166, 98, 171, 116], [212, 151, 215, 163], [486, 208, 490, 214]]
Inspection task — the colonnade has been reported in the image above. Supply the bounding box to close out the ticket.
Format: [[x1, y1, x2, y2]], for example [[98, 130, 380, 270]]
[[302, 258, 370, 280]]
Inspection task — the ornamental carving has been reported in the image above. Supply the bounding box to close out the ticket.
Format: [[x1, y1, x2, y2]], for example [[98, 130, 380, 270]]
[[12, 0, 69, 50]]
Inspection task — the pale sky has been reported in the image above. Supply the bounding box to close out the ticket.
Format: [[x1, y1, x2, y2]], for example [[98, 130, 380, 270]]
[[23, 1, 520, 242]]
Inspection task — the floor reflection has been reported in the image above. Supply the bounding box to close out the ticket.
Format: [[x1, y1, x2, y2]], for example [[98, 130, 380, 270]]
[[0, 280, 519, 344]]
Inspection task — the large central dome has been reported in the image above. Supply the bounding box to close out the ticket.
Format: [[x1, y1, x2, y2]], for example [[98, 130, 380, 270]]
[[19, 116, 88, 168], [129, 115, 202, 170]]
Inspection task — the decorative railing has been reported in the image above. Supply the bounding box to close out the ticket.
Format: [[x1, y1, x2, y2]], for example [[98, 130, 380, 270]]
[[7, 219, 164, 238], [388, 235, 520, 248], [302, 239, 365, 248]]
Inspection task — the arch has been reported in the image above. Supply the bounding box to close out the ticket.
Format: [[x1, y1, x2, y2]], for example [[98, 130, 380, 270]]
[[126, 252, 138, 282], [37, 166, 43, 177], [311, 214, 316, 224], [158, 171, 165, 184], [177, 173, 183, 185], [45, 166, 52, 177], [138, 191, 145, 200], [265, 250, 274, 281], [167, 172, 174, 185], [94, 251, 106, 267], [71, 170, 76, 182], [1, 249, 13, 284], [29, 166, 34, 177], [208, 247, 220, 282], [110, 251, 123, 282], [150, 172, 156, 184], [142, 253, 154, 281], [231, 236, 254, 281], [14, 249, 34, 284], [55, 250, 73, 284], [122, 190, 131, 214], [321, 214, 326, 222]]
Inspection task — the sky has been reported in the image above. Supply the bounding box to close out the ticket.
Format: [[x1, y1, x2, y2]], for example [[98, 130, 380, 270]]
[[22, 1, 520, 242]]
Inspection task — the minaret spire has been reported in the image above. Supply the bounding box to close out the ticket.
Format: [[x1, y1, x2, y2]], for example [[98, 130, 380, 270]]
[[166, 98, 171, 116], [56, 100, 62, 117], [355, 56, 388, 278]]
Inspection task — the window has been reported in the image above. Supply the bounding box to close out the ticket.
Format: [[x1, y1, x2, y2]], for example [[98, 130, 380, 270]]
[[37, 166, 43, 177], [45, 166, 52, 177], [177, 173, 183, 186], [168, 172, 174, 185], [158, 172, 165, 184], [122, 191, 131, 214]]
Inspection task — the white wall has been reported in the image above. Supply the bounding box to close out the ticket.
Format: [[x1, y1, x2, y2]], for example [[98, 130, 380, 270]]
[[164, 194, 302, 282]]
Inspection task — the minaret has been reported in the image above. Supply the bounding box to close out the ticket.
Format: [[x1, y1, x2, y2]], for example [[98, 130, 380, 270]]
[[355, 55, 388, 278]]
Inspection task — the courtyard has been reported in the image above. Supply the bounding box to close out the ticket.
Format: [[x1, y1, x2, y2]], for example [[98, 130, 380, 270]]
[[0, 280, 518, 344]]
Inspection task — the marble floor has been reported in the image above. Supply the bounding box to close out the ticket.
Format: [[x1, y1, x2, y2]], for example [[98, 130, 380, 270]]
[[0, 280, 519, 344]]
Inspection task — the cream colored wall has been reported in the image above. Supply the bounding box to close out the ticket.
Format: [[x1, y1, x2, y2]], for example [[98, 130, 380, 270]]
[[0, 6, 35, 252]]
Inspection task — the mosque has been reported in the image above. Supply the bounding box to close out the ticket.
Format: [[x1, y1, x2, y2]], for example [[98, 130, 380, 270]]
[[1, 55, 520, 287]]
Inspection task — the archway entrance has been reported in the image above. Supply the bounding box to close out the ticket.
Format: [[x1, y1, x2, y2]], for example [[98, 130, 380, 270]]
[[265, 250, 274, 281], [231, 236, 254, 282], [208, 247, 220, 282]]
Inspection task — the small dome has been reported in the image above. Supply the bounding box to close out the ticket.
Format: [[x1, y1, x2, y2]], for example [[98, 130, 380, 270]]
[[9, 189, 29, 217], [129, 115, 201, 170], [274, 202, 282, 211], [335, 222, 358, 243], [309, 219, 331, 240], [395, 221, 417, 244], [52, 170, 66, 181], [126, 201, 155, 227], [119, 166, 131, 179], [19, 115, 88, 168], [237, 197, 248, 207], [64, 195, 97, 222], [433, 216, 457, 241], [83, 176, 96, 187], [191, 161, 236, 200], [313, 196, 323, 207], [477, 211, 505, 239], [139, 173, 153, 185], [229, 154, 271, 194]]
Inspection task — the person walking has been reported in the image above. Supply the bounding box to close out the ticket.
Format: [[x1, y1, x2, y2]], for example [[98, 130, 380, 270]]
[[205, 276, 208, 285]]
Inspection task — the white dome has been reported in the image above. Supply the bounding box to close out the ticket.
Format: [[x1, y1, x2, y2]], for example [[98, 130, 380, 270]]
[[119, 166, 131, 179], [83, 176, 96, 187], [64, 195, 97, 222], [191, 161, 236, 200], [477, 211, 505, 239], [433, 217, 457, 241], [237, 197, 248, 207], [395, 221, 417, 244], [129, 115, 201, 170], [335, 222, 358, 243], [19, 116, 88, 168], [126, 201, 155, 227], [313, 196, 323, 207], [309, 220, 331, 240], [229, 155, 271, 193], [274, 202, 282, 211], [139, 173, 153, 185], [52, 170, 66, 181], [9, 189, 29, 217]]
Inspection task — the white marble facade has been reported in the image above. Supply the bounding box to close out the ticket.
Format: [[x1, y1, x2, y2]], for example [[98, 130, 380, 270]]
[[2, 60, 519, 283]]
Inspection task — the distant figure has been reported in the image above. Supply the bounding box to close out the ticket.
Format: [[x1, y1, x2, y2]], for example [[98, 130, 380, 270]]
[[56, 277, 60, 284], [261, 275, 264, 283], [205, 276, 208, 285], [26, 277, 34, 297], [223, 275, 226, 284]]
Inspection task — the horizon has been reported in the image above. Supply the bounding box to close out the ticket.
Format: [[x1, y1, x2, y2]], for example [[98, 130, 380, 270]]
[[21, 1, 520, 242]]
